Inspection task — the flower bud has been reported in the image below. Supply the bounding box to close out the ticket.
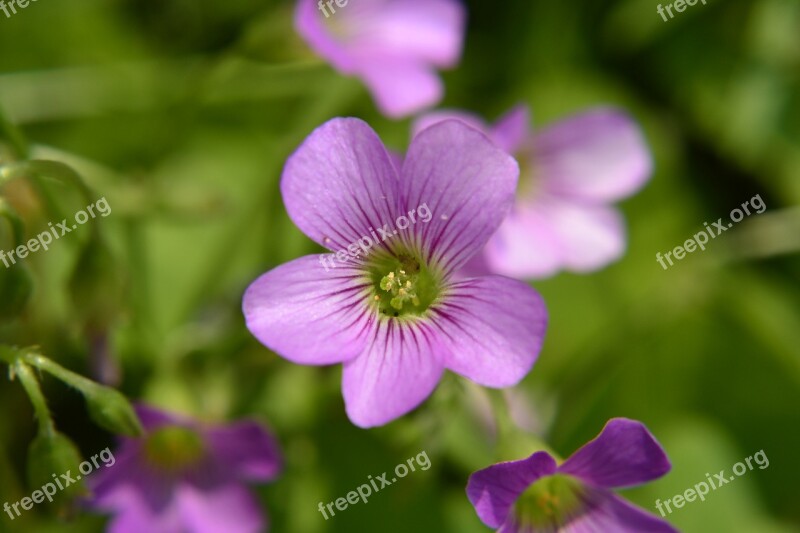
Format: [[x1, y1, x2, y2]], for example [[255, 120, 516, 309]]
[[84, 385, 144, 437], [27, 430, 87, 510]]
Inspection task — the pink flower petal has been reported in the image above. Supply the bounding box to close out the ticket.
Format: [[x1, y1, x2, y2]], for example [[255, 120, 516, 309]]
[[177, 482, 265, 533], [412, 109, 489, 140], [243, 255, 374, 365], [400, 120, 520, 277], [466, 451, 558, 528], [483, 197, 626, 278], [490, 104, 530, 154], [346, 0, 465, 68], [557, 491, 678, 533], [433, 275, 547, 387], [358, 57, 444, 118], [559, 418, 671, 489], [295, 0, 465, 117], [483, 205, 564, 279], [342, 320, 445, 428], [281, 118, 401, 253], [205, 421, 282, 483], [412, 105, 531, 154], [533, 108, 652, 202], [543, 199, 627, 273], [104, 486, 182, 533]]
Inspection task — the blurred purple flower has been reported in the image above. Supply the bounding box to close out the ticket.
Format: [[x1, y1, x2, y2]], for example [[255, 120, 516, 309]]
[[87, 405, 282, 533], [413, 105, 653, 278], [243, 118, 547, 428], [467, 418, 677, 532], [295, 0, 466, 118]]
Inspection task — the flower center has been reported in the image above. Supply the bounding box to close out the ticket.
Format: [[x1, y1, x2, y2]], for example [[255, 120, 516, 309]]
[[368, 252, 440, 318], [144, 426, 206, 473], [513, 474, 584, 529]]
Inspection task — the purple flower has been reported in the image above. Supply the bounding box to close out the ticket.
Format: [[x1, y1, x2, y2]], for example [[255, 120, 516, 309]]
[[243, 118, 547, 428], [467, 418, 677, 532], [87, 405, 282, 533], [295, 0, 466, 118], [414, 105, 653, 278]]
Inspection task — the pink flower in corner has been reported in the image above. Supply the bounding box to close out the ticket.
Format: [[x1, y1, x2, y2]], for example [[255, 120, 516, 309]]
[[86, 405, 282, 533], [413, 105, 653, 279], [295, 0, 466, 118]]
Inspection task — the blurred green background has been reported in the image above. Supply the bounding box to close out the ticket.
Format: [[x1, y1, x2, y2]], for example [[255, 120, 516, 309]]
[[0, 0, 799, 532]]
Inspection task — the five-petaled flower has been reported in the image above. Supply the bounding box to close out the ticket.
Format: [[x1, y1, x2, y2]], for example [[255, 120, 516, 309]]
[[295, 0, 466, 118], [467, 418, 677, 532], [86, 405, 282, 533], [243, 117, 547, 428], [414, 105, 653, 279]]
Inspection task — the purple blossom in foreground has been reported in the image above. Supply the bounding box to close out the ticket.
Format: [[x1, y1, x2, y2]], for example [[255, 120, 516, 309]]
[[414, 105, 653, 278], [87, 405, 281, 533], [295, 0, 466, 118], [243, 118, 547, 428], [467, 418, 677, 532]]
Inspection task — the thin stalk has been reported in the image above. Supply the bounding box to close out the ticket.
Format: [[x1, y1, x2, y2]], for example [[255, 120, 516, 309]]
[[14, 361, 55, 437], [21, 352, 101, 395]]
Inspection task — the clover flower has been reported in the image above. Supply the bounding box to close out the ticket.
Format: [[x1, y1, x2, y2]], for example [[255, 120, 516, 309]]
[[295, 0, 466, 117], [414, 105, 653, 278], [467, 418, 677, 532], [243, 118, 547, 428], [87, 405, 282, 533]]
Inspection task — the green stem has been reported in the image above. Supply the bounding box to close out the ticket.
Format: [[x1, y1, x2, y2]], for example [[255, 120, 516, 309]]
[[14, 361, 55, 436], [487, 388, 555, 459], [1, 346, 103, 394], [487, 388, 520, 441], [21, 352, 101, 396], [123, 218, 153, 357]]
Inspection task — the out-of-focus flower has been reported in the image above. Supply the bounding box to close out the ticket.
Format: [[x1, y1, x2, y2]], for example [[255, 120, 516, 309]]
[[243, 118, 547, 428], [295, 0, 466, 118], [467, 418, 677, 532], [413, 105, 653, 278], [87, 405, 282, 533]]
